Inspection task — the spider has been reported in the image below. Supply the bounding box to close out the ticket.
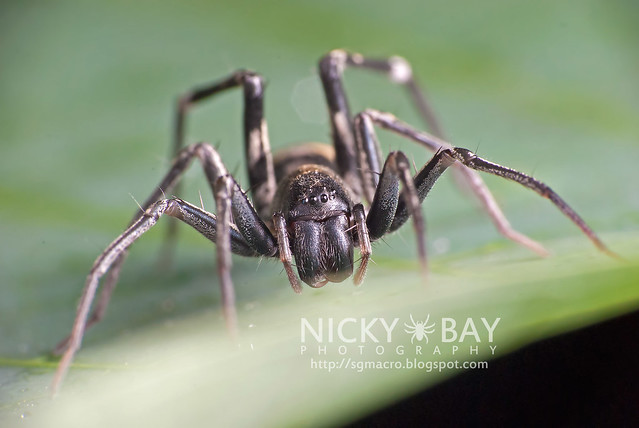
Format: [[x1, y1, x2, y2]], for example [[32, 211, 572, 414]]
[[51, 49, 611, 393]]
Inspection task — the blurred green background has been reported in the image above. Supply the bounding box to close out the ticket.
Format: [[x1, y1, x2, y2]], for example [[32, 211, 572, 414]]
[[1, 0, 638, 426]]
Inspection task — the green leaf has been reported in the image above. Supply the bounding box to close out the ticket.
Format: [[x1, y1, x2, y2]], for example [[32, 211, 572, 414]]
[[1, 0, 638, 426]]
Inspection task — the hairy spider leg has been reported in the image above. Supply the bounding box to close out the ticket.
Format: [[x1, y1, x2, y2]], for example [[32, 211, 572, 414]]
[[363, 151, 432, 272], [52, 143, 278, 391], [318, 49, 549, 257], [53, 141, 214, 355], [51, 196, 258, 395], [356, 110, 612, 255]]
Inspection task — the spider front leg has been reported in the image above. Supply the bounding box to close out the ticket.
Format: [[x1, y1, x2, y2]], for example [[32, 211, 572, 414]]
[[52, 143, 278, 394], [53, 142, 221, 354], [359, 111, 612, 256], [54, 141, 216, 352], [52, 199, 225, 394]]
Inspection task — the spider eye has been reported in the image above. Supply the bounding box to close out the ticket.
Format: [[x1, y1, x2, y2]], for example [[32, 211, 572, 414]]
[[320, 194, 328, 203]]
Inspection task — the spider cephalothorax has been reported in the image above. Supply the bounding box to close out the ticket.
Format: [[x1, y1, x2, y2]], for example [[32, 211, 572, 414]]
[[52, 49, 612, 393]]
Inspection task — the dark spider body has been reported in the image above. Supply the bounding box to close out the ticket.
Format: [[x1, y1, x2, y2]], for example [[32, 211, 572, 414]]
[[275, 162, 354, 287], [51, 50, 612, 394]]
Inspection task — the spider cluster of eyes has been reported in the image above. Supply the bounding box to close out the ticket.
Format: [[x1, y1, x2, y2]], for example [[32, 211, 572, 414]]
[[300, 188, 337, 205]]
